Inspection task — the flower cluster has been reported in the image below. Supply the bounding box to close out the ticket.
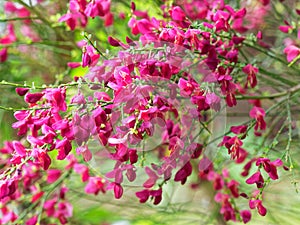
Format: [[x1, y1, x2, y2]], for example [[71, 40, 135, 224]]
[[0, 0, 294, 224]]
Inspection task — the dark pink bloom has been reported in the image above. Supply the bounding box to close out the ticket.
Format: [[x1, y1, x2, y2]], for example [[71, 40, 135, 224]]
[[284, 45, 300, 62], [55, 202, 73, 224], [113, 182, 123, 199], [246, 171, 264, 188], [170, 6, 186, 21], [104, 12, 114, 26], [136, 189, 150, 203], [108, 36, 120, 47], [32, 191, 44, 203], [279, 25, 293, 33], [0, 24, 17, 44], [26, 215, 38, 225], [205, 93, 221, 111], [85, 176, 106, 195], [36, 151, 52, 170], [249, 106, 266, 132], [174, 161, 192, 185], [256, 158, 283, 180], [240, 210, 251, 223], [76, 145, 92, 162], [56, 138, 72, 160], [82, 45, 100, 67], [0, 48, 8, 62], [82, 47, 92, 67], [24, 92, 44, 104], [85, 0, 105, 18], [16, 87, 30, 96], [243, 64, 258, 88], [12, 141, 26, 157], [74, 163, 90, 182], [150, 188, 162, 205], [219, 136, 244, 160], [143, 166, 158, 188], [67, 62, 81, 68], [227, 180, 239, 198], [47, 169, 61, 183], [249, 199, 267, 216], [259, 0, 270, 5], [230, 125, 248, 134]]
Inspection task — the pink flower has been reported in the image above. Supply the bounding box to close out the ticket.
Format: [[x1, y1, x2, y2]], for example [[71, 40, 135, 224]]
[[230, 125, 248, 134], [143, 166, 159, 188], [170, 6, 186, 21], [36, 150, 52, 170], [26, 215, 38, 225], [56, 138, 72, 160], [74, 163, 90, 182], [227, 180, 239, 198], [249, 106, 266, 132], [24, 92, 44, 104], [113, 182, 123, 199], [279, 25, 293, 33], [85, 176, 106, 195], [174, 161, 192, 185], [246, 171, 264, 188], [256, 158, 283, 180], [0, 24, 17, 44], [205, 93, 221, 111], [240, 210, 251, 223], [47, 169, 61, 183], [16, 87, 30, 96], [243, 64, 258, 88], [76, 145, 92, 162], [136, 188, 162, 205], [82, 45, 100, 67], [249, 199, 267, 216], [219, 136, 244, 160], [284, 45, 300, 62], [0, 48, 8, 62]]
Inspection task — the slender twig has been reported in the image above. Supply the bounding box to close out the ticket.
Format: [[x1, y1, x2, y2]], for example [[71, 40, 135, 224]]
[[0, 16, 39, 22], [235, 83, 300, 100], [83, 33, 108, 60]]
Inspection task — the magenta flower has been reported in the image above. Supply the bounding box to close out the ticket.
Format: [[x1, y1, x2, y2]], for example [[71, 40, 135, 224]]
[[230, 125, 248, 134], [227, 180, 239, 198], [249, 106, 266, 132], [136, 188, 162, 205], [56, 138, 72, 160], [143, 166, 159, 188], [240, 210, 252, 223], [0, 48, 8, 63], [246, 171, 264, 188], [15, 87, 29, 96], [113, 182, 123, 199], [256, 158, 283, 180], [243, 64, 258, 88], [284, 45, 300, 62], [24, 92, 44, 104], [249, 199, 267, 216], [0, 24, 17, 44], [74, 163, 90, 182], [174, 161, 192, 185], [85, 176, 106, 195], [76, 145, 92, 162], [46, 169, 62, 183], [170, 6, 186, 21]]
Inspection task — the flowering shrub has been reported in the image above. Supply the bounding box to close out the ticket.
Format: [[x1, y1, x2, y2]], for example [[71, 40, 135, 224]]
[[0, 0, 300, 224]]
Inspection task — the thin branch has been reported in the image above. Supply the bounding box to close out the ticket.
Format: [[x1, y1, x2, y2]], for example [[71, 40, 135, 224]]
[[0, 16, 39, 22]]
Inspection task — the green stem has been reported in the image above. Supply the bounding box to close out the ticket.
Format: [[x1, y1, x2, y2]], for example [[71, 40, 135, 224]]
[[83, 33, 108, 60], [0, 16, 39, 22]]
